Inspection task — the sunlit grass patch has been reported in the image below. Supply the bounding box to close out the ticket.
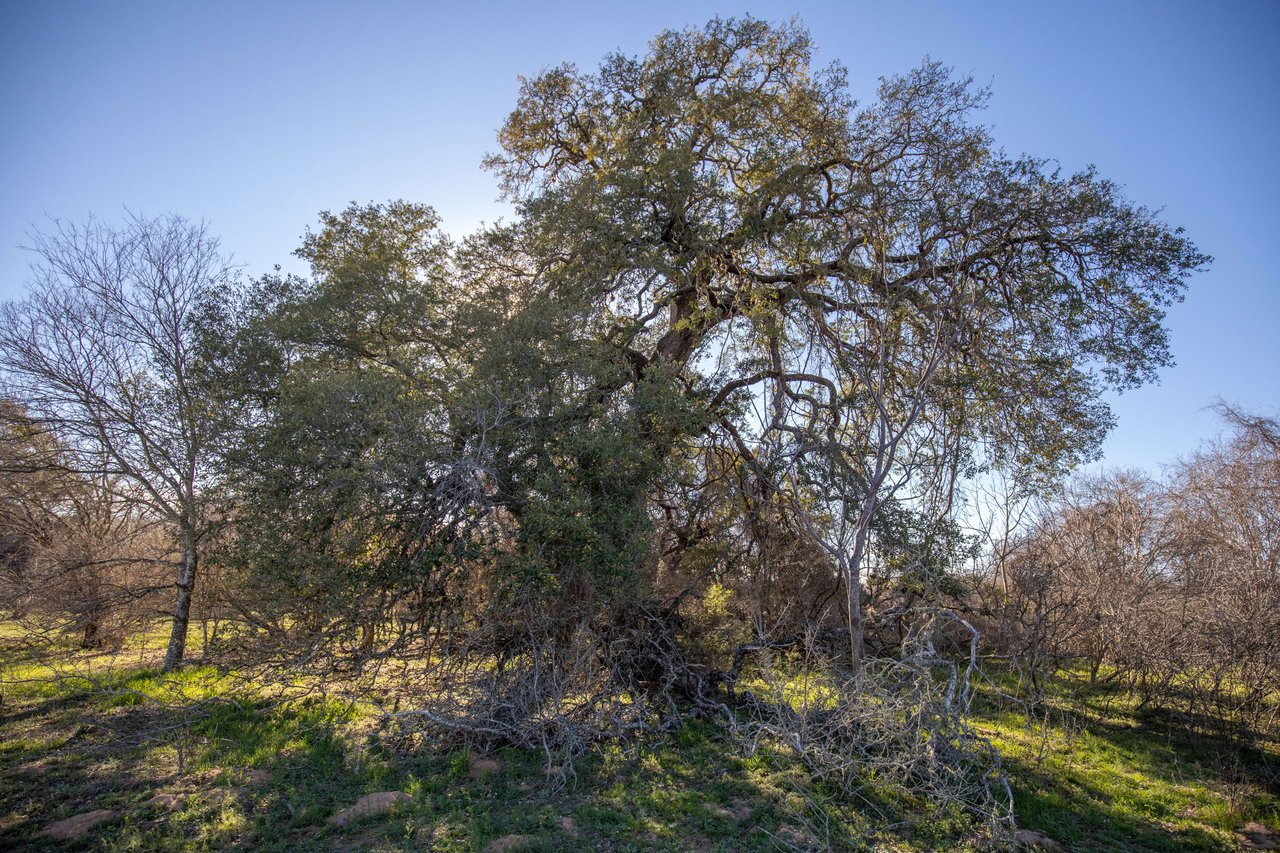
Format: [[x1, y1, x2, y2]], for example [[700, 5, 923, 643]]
[[973, 667, 1279, 852], [738, 663, 841, 713], [3, 626, 1275, 851]]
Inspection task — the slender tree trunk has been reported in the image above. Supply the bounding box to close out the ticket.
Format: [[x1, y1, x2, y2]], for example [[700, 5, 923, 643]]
[[163, 528, 197, 672], [845, 524, 870, 672], [841, 473, 889, 674], [81, 615, 100, 649]]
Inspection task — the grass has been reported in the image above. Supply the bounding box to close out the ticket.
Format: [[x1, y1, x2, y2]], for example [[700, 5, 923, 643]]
[[0, 679, 950, 851], [1, 631, 1276, 851], [971, 667, 1280, 852]]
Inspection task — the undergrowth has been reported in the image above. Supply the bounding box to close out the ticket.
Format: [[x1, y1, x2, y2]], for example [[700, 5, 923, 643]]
[[1, 637, 1276, 851]]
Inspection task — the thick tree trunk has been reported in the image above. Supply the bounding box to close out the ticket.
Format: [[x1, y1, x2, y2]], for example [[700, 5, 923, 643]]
[[163, 530, 197, 672]]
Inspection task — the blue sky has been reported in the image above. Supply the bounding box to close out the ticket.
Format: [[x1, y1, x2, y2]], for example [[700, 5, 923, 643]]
[[2, 0, 1276, 474]]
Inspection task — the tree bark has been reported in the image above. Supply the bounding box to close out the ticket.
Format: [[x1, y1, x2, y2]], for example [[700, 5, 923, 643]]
[[162, 529, 197, 672], [845, 525, 868, 672]]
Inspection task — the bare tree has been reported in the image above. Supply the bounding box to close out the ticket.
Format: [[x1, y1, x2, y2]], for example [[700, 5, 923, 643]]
[[0, 213, 233, 671], [1160, 408, 1280, 731], [970, 408, 1280, 738]]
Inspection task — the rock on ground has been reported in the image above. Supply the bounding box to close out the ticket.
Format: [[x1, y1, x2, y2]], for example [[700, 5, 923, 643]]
[[485, 835, 535, 852], [1238, 822, 1280, 851], [468, 756, 503, 779], [328, 791, 412, 828], [143, 792, 184, 811], [40, 809, 116, 840], [1015, 828, 1065, 851]]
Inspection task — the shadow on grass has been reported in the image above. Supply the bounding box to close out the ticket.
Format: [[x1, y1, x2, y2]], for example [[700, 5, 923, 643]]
[[4, 665, 1099, 852], [987, 700, 1277, 851], [2, 681, 993, 853], [0, 672, 396, 851], [1004, 755, 1227, 852]]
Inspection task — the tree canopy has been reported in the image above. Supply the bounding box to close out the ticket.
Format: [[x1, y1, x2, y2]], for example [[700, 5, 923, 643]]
[[469, 18, 1207, 659], [200, 20, 1209, 663]]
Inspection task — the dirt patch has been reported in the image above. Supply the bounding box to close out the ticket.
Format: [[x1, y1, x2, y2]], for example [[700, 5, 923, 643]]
[[772, 823, 808, 846], [40, 809, 115, 840], [227, 767, 270, 785], [709, 798, 753, 822], [200, 785, 250, 805], [1238, 822, 1280, 851], [1016, 828, 1065, 851], [328, 790, 411, 828], [468, 756, 503, 779], [143, 792, 184, 811], [486, 834, 535, 852]]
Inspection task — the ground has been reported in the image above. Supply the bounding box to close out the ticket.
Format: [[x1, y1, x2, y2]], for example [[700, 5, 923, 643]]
[[0, 631, 1276, 851]]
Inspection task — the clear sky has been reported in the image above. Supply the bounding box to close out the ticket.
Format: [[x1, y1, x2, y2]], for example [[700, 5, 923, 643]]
[[2, 0, 1277, 474]]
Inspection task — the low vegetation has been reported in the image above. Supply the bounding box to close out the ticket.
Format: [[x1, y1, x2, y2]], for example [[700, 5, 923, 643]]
[[2, 639, 1275, 851]]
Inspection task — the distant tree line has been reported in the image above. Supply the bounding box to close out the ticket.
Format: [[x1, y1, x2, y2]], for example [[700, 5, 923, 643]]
[[967, 405, 1279, 737]]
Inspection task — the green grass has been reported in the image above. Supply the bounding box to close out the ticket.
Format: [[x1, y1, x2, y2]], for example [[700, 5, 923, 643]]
[[0, 660, 987, 851], [971, 667, 1279, 852], [2, 633, 1276, 851]]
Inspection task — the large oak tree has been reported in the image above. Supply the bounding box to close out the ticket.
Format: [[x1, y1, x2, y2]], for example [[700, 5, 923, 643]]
[[475, 18, 1208, 664]]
